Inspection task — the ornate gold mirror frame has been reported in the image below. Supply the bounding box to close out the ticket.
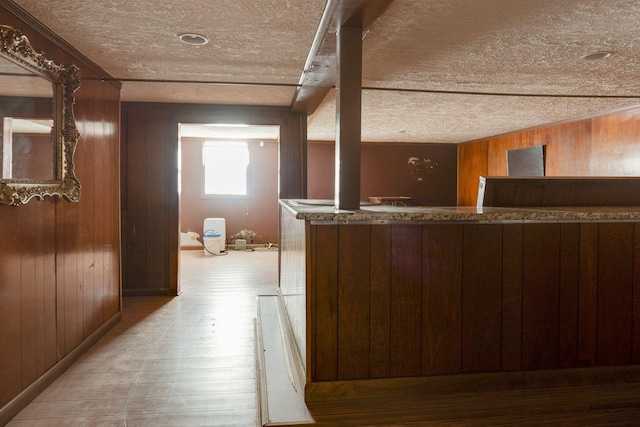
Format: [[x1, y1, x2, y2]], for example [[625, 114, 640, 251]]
[[0, 25, 80, 206]]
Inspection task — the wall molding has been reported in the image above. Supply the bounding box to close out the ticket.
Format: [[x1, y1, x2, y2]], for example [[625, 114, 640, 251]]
[[0, 312, 122, 425]]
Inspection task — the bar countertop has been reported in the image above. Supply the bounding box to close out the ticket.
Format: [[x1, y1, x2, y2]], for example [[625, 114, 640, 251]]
[[280, 199, 640, 223]]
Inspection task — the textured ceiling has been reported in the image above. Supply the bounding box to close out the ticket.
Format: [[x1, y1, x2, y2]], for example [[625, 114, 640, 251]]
[[10, 0, 640, 143]]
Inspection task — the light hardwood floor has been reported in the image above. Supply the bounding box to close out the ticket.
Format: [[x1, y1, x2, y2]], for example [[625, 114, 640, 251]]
[[7, 249, 279, 427], [7, 248, 640, 426]]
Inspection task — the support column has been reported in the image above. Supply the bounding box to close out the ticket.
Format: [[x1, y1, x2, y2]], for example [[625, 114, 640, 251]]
[[335, 25, 362, 210]]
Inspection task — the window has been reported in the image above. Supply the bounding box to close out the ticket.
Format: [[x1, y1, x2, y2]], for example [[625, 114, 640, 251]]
[[202, 141, 249, 196]]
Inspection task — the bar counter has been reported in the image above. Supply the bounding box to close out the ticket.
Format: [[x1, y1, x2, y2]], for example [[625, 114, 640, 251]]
[[278, 199, 640, 402]]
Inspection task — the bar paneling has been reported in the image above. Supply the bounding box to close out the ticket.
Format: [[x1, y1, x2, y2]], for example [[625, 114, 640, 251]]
[[281, 215, 640, 385]]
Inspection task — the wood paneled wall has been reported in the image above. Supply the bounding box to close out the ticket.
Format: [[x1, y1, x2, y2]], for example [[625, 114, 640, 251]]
[[279, 204, 308, 368], [0, 5, 121, 414], [458, 106, 640, 206], [121, 102, 306, 295], [304, 221, 640, 382]]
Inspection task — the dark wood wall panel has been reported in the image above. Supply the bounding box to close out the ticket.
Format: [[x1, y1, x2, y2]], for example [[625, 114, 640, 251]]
[[337, 225, 371, 379], [501, 224, 523, 371], [458, 106, 640, 206], [145, 111, 169, 291], [389, 225, 423, 377], [369, 225, 392, 378], [422, 224, 462, 375], [304, 220, 640, 384], [558, 223, 580, 368], [0, 208, 22, 406], [0, 5, 121, 412], [578, 223, 599, 366], [313, 225, 339, 381], [123, 108, 148, 292], [462, 224, 503, 373], [307, 223, 318, 380], [634, 224, 640, 364], [522, 224, 560, 370], [597, 223, 634, 365]]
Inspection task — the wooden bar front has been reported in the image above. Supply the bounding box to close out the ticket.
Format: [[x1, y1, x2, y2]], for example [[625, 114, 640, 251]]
[[279, 201, 640, 401]]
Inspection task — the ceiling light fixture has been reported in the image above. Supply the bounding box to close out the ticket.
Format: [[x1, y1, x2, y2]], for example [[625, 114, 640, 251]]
[[582, 50, 612, 60], [178, 33, 209, 46]]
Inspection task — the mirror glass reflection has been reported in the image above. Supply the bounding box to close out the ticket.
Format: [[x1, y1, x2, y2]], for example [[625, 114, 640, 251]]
[[0, 24, 80, 206], [0, 57, 55, 181]]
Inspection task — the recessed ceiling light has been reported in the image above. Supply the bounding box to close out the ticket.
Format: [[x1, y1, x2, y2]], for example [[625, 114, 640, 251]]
[[582, 51, 612, 60], [178, 33, 209, 46]]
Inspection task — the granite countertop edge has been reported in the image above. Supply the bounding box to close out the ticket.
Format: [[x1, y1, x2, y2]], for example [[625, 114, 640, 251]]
[[280, 199, 640, 223]]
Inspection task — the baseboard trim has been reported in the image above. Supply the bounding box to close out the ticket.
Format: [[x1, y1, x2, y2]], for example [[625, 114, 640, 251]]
[[0, 312, 122, 425], [122, 289, 175, 296], [305, 365, 640, 403]]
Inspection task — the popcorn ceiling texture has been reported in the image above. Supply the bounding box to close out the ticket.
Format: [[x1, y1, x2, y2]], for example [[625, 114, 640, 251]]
[[12, 0, 640, 143]]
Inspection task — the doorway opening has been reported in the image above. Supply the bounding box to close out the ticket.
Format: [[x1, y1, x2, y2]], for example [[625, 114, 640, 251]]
[[177, 123, 281, 258]]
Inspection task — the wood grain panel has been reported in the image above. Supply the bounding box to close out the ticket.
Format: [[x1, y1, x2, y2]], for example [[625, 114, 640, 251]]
[[0, 4, 122, 413], [541, 121, 591, 176], [462, 224, 503, 373], [522, 223, 560, 370], [42, 200, 57, 371], [487, 133, 529, 176], [501, 224, 523, 371], [369, 225, 391, 378], [61, 194, 81, 355], [578, 223, 599, 366], [165, 116, 180, 296], [20, 204, 38, 386], [81, 79, 97, 338], [279, 206, 308, 373], [123, 108, 149, 292], [422, 224, 462, 375], [92, 84, 106, 326], [597, 223, 633, 365], [337, 225, 371, 379], [634, 224, 640, 364], [313, 225, 339, 381], [0, 206, 22, 407], [457, 140, 488, 206], [390, 225, 423, 377], [456, 107, 640, 204], [590, 108, 640, 176], [307, 224, 317, 381], [145, 109, 169, 291], [558, 223, 580, 367]]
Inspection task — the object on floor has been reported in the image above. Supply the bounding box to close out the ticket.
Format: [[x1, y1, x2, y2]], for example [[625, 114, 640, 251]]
[[204, 218, 226, 255], [180, 231, 203, 249]]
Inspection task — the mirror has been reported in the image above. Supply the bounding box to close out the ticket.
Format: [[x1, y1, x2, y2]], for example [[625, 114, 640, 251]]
[[0, 25, 80, 206]]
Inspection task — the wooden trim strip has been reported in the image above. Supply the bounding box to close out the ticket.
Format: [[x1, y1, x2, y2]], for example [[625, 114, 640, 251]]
[[304, 365, 640, 403], [0, 312, 121, 426]]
